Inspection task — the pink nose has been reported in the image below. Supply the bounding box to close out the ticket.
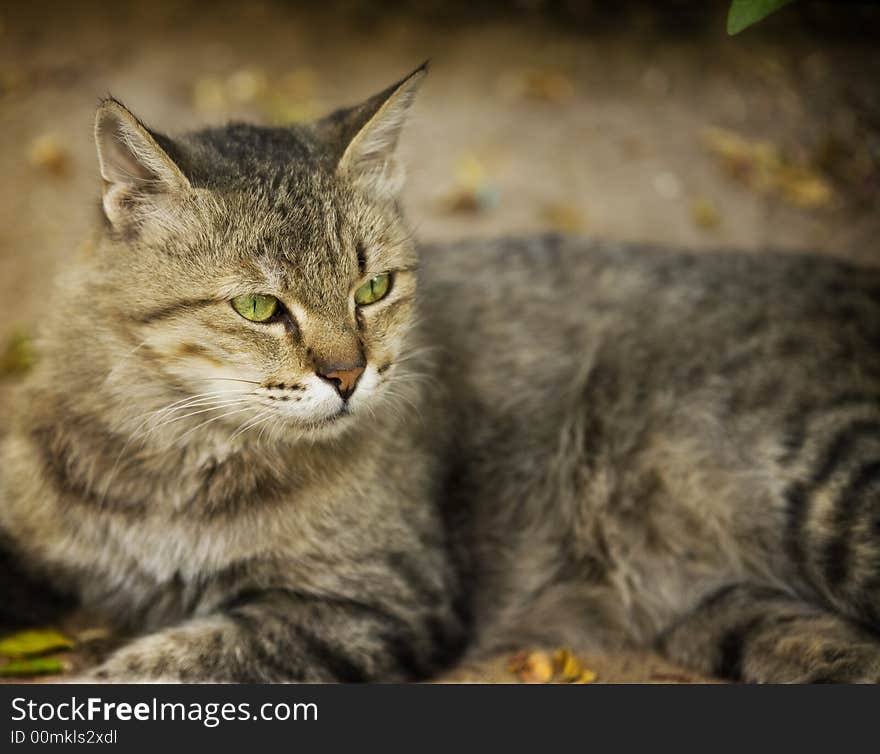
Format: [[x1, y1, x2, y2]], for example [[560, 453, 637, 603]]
[[316, 363, 365, 400]]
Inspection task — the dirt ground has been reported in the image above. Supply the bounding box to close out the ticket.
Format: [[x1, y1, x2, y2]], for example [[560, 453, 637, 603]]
[[1, 0, 879, 683]]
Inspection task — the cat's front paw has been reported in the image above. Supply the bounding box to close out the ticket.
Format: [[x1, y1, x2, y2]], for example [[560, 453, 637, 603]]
[[83, 623, 224, 682], [86, 618, 229, 683]]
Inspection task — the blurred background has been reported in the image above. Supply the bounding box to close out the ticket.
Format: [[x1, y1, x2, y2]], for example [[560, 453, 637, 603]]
[[1, 0, 879, 681]]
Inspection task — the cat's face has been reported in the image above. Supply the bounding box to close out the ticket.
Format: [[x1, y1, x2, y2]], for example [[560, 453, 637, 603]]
[[80, 67, 426, 443]]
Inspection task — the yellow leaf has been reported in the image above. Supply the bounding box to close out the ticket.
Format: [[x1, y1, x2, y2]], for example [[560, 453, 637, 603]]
[[541, 203, 587, 233], [28, 134, 70, 176], [500, 69, 575, 104], [702, 126, 833, 209], [508, 648, 597, 684], [691, 196, 721, 231], [777, 167, 833, 208], [508, 650, 555, 683], [0, 628, 74, 658], [571, 669, 598, 684], [552, 648, 585, 681]]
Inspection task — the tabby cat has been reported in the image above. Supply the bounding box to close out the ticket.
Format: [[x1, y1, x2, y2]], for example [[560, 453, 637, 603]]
[[3, 64, 880, 683]]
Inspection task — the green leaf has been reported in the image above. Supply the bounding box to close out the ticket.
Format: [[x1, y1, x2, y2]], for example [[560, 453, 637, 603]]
[[0, 628, 74, 658], [727, 0, 795, 35], [0, 657, 66, 677]]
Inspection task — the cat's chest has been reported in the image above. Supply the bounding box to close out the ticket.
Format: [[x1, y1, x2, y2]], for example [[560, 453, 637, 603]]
[[90, 483, 333, 581]]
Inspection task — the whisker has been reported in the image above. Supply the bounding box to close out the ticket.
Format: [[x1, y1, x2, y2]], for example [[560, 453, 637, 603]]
[[229, 409, 273, 443], [150, 399, 253, 433], [190, 377, 263, 385], [169, 406, 256, 448]]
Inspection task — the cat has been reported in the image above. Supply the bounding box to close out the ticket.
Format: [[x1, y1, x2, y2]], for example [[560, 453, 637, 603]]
[[3, 63, 880, 683]]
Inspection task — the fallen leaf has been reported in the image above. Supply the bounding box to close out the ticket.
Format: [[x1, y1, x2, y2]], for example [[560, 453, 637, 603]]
[[440, 155, 500, 215], [703, 126, 833, 209], [226, 67, 268, 104], [776, 166, 833, 208], [28, 134, 70, 176], [0, 657, 67, 678], [508, 650, 555, 683], [570, 669, 598, 684], [0, 628, 74, 658], [541, 202, 586, 232], [508, 648, 598, 684], [500, 69, 575, 104], [691, 196, 721, 230], [552, 648, 583, 681]]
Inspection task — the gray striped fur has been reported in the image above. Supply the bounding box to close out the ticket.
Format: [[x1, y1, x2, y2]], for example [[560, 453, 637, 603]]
[[2, 68, 880, 682]]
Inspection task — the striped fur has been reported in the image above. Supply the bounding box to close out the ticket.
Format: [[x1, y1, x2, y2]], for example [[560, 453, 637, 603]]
[[2, 70, 880, 682]]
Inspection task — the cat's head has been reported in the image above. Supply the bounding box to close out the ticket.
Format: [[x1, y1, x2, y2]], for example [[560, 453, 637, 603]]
[[77, 65, 428, 443]]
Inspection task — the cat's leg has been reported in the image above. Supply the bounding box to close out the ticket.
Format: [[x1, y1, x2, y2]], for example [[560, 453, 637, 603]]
[[86, 586, 465, 682], [657, 583, 880, 683]]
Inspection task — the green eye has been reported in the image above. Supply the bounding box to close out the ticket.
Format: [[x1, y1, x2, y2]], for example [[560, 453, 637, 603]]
[[354, 273, 391, 306], [231, 294, 279, 322]]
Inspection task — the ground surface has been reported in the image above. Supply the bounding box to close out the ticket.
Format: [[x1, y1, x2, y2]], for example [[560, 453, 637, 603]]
[[1, 0, 878, 683]]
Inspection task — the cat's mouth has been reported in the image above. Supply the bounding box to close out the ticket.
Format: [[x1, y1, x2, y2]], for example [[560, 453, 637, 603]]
[[310, 404, 351, 425], [288, 405, 356, 438]]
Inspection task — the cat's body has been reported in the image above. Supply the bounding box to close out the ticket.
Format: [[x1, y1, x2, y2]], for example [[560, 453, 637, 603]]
[[424, 236, 880, 672], [3, 67, 880, 682]]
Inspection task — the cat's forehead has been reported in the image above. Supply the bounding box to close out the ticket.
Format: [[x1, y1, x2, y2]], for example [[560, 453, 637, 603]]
[[213, 187, 353, 293]]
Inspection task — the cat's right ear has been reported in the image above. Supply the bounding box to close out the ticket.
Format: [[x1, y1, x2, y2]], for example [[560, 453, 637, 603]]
[[94, 99, 191, 228], [317, 63, 428, 199]]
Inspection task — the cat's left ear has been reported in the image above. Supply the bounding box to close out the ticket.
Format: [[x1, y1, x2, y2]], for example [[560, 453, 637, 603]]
[[323, 63, 428, 198], [94, 98, 191, 228]]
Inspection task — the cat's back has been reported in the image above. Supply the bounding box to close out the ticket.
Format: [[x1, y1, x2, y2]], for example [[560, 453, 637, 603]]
[[419, 234, 880, 462], [419, 234, 880, 380]]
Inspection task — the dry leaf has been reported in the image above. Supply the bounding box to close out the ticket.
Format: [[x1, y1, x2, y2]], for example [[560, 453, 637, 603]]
[[508, 648, 598, 684], [500, 69, 575, 104], [440, 155, 500, 215], [508, 650, 555, 683], [541, 202, 586, 232], [691, 196, 721, 230], [570, 669, 598, 684], [776, 166, 833, 208], [28, 134, 70, 176], [703, 126, 833, 209], [552, 648, 582, 681]]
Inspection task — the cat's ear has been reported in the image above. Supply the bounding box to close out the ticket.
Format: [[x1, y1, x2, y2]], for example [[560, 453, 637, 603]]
[[94, 98, 191, 228], [322, 63, 427, 198]]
